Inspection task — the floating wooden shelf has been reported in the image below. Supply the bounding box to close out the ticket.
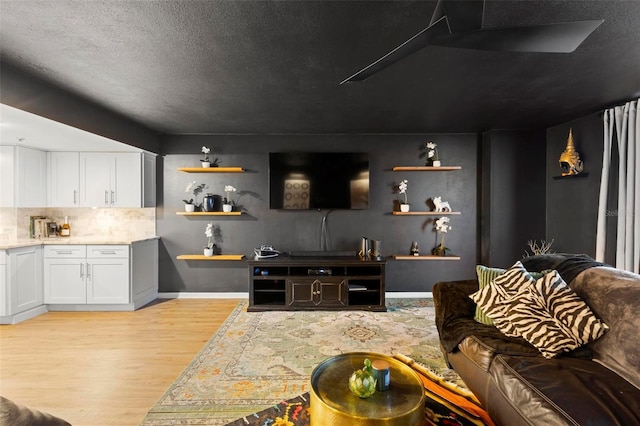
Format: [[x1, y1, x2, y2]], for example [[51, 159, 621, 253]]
[[391, 255, 461, 260], [552, 173, 589, 180], [392, 166, 461, 171], [178, 167, 244, 173], [392, 211, 461, 216], [176, 211, 243, 216], [177, 254, 245, 261]]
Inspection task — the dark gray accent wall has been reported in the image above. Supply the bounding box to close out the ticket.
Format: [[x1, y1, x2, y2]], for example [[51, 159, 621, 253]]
[[480, 130, 547, 268], [0, 61, 159, 153], [157, 134, 479, 293], [546, 113, 616, 264]]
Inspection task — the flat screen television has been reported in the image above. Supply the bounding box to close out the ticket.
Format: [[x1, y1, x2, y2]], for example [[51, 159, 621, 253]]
[[269, 152, 369, 210]]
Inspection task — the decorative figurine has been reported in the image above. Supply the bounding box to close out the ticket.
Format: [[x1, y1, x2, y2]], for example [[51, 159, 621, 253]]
[[559, 128, 583, 176], [432, 196, 452, 213], [410, 241, 420, 256]]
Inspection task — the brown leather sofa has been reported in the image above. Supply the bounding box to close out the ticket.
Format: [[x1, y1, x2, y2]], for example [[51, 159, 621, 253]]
[[433, 254, 640, 426]]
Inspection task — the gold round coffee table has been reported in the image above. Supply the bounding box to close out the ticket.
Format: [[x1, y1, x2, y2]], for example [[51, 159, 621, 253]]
[[310, 352, 425, 426]]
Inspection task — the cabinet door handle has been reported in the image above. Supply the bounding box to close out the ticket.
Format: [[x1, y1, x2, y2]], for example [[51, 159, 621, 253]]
[[111, 190, 115, 205], [73, 190, 78, 205], [80, 263, 84, 278], [99, 251, 117, 255], [56, 250, 73, 255], [87, 263, 91, 280], [105, 191, 109, 205]]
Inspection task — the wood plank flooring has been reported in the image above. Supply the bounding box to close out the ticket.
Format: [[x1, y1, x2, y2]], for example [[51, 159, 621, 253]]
[[0, 298, 240, 426]]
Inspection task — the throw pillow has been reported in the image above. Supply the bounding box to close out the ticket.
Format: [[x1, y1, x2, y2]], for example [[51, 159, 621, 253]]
[[470, 261, 539, 337], [473, 265, 505, 326], [494, 285, 580, 358], [532, 270, 609, 345]]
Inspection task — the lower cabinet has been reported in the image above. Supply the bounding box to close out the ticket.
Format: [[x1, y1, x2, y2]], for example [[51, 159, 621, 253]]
[[0, 246, 46, 324], [44, 245, 129, 304]]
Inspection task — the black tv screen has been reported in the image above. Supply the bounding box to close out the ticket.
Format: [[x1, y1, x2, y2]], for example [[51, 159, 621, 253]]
[[269, 152, 369, 210]]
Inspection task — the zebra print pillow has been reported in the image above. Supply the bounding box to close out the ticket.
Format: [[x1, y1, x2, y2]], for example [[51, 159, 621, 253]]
[[470, 261, 539, 337], [531, 270, 608, 345], [496, 284, 580, 358]]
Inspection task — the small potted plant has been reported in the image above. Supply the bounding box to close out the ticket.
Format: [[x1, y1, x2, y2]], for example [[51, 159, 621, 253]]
[[398, 179, 410, 212], [201, 145, 220, 168], [432, 216, 453, 256], [421, 141, 440, 167], [184, 180, 207, 211], [204, 223, 215, 256], [201, 146, 211, 168], [223, 185, 237, 212]]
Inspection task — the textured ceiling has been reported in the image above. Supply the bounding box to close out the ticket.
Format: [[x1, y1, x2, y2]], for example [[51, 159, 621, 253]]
[[1, 0, 639, 135]]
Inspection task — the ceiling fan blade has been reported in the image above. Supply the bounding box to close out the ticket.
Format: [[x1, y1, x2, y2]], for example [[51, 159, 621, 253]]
[[433, 20, 604, 53], [340, 16, 450, 84]]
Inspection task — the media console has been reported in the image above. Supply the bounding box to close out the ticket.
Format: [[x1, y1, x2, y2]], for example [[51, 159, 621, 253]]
[[247, 256, 386, 312]]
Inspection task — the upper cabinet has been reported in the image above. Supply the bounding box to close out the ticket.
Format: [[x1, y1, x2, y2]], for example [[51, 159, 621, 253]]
[[0, 146, 47, 207], [48, 152, 80, 207], [79, 152, 155, 208]]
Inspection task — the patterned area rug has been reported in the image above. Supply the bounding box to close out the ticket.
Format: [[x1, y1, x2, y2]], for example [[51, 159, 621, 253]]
[[142, 299, 461, 425]]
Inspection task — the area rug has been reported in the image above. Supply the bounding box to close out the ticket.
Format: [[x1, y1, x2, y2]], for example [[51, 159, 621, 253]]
[[224, 354, 493, 426], [142, 299, 463, 425]]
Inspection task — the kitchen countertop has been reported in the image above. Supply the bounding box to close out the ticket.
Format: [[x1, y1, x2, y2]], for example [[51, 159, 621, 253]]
[[0, 236, 160, 250]]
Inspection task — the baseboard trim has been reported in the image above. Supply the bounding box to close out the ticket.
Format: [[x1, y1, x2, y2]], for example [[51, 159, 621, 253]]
[[158, 292, 433, 299], [158, 292, 249, 299]]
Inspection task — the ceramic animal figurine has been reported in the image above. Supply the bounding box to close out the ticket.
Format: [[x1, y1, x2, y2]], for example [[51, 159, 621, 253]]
[[433, 196, 452, 213]]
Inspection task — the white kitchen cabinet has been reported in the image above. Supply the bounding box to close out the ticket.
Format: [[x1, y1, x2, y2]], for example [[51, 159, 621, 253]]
[[43, 245, 87, 304], [44, 245, 129, 305], [0, 245, 46, 324], [77, 152, 156, 208], [79, 153, 142, 207], [48, 152, 80, 207], [0, 146, 47, 207]]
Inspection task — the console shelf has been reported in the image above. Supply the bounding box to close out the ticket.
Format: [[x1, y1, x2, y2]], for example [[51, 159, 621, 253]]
[[247, 256, 386, 312], [392, 211, 461, 216], [177, 254, 245, 261], [178, 167, 244, 173], [391, 255, 460, 260]]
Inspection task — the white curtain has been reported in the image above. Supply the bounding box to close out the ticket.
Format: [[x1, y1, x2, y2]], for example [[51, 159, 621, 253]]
[[596, 99, 639, 273]]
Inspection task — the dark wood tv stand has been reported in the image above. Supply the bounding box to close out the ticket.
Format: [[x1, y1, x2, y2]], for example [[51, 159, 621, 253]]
[[247, 256, 386, 312]]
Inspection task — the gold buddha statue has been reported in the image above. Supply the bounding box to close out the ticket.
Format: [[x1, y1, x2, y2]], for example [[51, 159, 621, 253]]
[[559, 128, 583, 176]]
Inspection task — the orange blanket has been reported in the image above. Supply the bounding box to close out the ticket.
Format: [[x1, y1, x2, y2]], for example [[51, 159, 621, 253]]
[[394, 353, 495, 426]]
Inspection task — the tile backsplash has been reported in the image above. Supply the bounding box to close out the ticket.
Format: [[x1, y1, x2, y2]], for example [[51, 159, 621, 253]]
[[0, 207, 156, 241]]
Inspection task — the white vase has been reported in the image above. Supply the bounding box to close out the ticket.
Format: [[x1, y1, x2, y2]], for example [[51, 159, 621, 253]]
[[203, 247, 214, 257], [185, 204, 195, 212], [400, 204, 410, 212], [223, 204, 233, 213], [201, 161, 211, 168], [432, 160, 441, 167]]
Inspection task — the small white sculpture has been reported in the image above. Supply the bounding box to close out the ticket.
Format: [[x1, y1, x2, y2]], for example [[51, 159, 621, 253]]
[[433, 196, 452, 213]]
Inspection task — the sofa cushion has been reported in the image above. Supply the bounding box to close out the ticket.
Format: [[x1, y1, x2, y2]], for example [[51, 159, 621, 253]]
[[458, 335, 542, 372], [487, 355, 640, 426], [473, 265, 505, 326], [470, 261, 539, 338], [495, 284, 580, 358], [532, 270, 608, 346]]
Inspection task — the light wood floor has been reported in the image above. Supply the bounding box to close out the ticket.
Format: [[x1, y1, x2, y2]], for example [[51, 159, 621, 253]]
[[0, 298, 241, 426]]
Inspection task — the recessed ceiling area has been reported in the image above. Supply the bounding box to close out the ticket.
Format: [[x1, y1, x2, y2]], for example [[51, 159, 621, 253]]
[[0, 1, 639, 137]]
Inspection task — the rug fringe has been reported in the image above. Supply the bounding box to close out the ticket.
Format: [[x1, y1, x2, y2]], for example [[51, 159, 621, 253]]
[[394, 353, 480, 404]]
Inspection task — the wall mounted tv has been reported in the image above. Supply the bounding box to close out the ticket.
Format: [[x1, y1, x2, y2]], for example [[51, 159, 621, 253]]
[[269, 152, 370, 210]]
